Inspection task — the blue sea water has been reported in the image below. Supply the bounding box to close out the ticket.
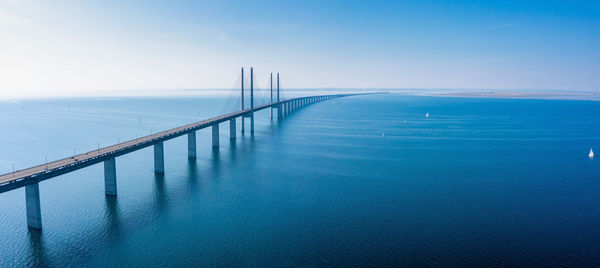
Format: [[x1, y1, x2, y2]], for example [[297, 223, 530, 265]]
[[0, 94, 599, 266]]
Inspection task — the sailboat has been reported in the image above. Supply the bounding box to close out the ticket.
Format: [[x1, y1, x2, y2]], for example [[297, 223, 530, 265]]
[[426, 112, 429, 118], [590, 148, 595, 158], [382, 132, 385, 138]]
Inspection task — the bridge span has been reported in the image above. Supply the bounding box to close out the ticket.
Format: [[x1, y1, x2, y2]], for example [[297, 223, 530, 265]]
[[0, 68, 369, 230]]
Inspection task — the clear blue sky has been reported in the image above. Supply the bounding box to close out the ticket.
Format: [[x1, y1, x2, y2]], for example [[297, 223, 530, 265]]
[[1, 0, 599, 97]]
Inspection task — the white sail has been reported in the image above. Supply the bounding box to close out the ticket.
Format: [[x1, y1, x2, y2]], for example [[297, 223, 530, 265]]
[[426, 112, 429, 118], [590, 148, 595, 158]]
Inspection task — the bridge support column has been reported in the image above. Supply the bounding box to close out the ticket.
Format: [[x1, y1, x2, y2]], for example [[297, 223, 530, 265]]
[[188, 132, 196, 158], [241, 117, 245, 134], [212, 124, 219, 147], [230, 118, 236, 140], [277, 105, 282, 120], [250, 114, 254, 134], [104, 158, 117, 196], [154, 142, 164, 173], [280, 104, 284, 117], [25, 183, 42, 229]]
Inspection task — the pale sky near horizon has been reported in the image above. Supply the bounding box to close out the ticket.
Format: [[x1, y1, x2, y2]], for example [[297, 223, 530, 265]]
[[1, 0, 599, 98]]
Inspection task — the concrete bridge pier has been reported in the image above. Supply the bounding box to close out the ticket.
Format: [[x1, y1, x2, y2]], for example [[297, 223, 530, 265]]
[[230, 118, 236, 140], [250, 114, 254, 134], [25, 183, 42, 229], [104, 157, 117, 196], [241, 117, 245, 134], [277, 105, 282, 120], [212, 124, 219, 147], [154, 142, 164, 173], [188, 131, 196, 158]]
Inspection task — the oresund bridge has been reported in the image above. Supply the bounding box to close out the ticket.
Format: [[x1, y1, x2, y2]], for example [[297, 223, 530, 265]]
[[0, 67, 367, 230]]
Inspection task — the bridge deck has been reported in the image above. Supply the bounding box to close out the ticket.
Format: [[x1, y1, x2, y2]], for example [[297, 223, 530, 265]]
[[0, 95, 346, 193]]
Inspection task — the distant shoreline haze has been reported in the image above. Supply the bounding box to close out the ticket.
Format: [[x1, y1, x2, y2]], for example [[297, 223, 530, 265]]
[[1, 88, 599, 101]]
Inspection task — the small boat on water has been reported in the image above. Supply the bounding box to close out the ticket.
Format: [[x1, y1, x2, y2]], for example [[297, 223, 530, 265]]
[[382, 132, 385, 138], [590, 148, 595, 158], [426, 112, 429, 118]]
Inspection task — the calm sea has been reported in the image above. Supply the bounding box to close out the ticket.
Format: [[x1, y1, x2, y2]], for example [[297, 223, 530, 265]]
[[0, 94, 599, 266]]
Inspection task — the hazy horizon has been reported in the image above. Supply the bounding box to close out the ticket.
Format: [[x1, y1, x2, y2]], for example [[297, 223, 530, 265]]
[[2, 87, 600, 102]]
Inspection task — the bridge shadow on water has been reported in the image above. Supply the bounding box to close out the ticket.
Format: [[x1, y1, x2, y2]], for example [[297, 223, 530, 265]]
[[103, 195, 122, 243], [153, 173, 167, 212], [186, 158, 199, 192], [26, 229, 49, 267]]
